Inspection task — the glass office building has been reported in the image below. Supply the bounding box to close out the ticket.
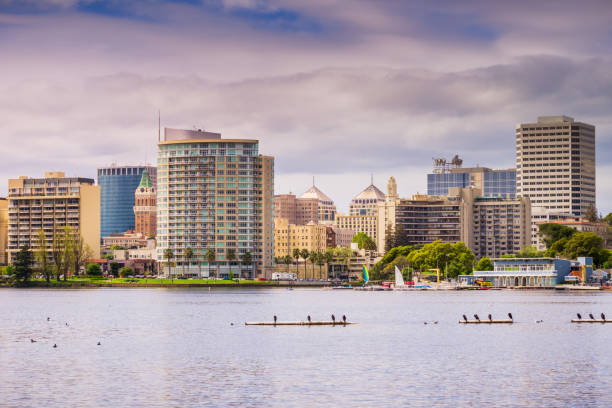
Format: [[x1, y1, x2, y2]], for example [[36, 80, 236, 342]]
[[97, 165, 157, 239], [427, 165, 516, 198]]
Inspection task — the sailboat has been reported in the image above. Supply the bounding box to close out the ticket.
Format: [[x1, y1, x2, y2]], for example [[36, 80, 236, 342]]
[[354, 265, 391, 291], [392, 266, 430, 291]]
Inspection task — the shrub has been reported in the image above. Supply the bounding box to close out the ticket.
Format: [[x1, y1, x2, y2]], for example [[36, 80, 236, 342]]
[[119, 266, 134, 278], [86, 263, 102, 276]]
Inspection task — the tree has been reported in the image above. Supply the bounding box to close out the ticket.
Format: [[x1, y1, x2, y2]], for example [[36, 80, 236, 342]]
[[72, 234, 93, 277], [35, 229, 52, 284], [352, 232, 377, 251], [283, 254, 292, 273], [292, 248, 301, 276], [184, 247, 194, 277], [474, 257, 494, 271], [384, 223, 395, 253], [86, 263, 102, 276], [562, 232, 605, 265], [164, 248, 174, 277], [13, 245, 34, 285], [315, 251, 325, 280], [538, 223, 577, 248], [110, 261, 120, 277], [407, 240, 475, 279], [309, 250, 317, 279], [241, 251, 252, 279], [516, 246, 544, 258], [584, 203, 598, 222], [604, 212, 612, 227], [393, 224, 409, 247], [206, 248, 216, 279], [119, 266, 134, 278], [226, 248, 236, 279], [51, 227, 65, 282], [324, 250, 334, 280], [300, 249, 310, 280]]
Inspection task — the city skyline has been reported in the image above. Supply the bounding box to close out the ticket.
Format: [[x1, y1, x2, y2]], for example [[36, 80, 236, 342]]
[[1, 1, 611, 214]]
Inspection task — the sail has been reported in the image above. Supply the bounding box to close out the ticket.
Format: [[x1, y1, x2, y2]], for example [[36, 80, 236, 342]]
[[395, 266, 404, 287], [362, 265, 369, 283]]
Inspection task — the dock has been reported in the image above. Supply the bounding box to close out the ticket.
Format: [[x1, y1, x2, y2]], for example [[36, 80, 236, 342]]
[[571, 319, 612, 323], [245, 321, 356, 326], [459, 320, 513, 324]]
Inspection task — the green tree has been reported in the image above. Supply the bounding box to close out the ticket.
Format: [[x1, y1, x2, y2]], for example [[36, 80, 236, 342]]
[[206, 248, 216, 279], [324, 249, 334, 279], [315, 251, 325, 279], [384, 223, 395, 252], [227, 248, 236, 279], [13, 245, 34, 285], [474, 257, 494, 271], [352, 232, 375, 250], [119, 266, 134, 278], [562, 232, 605, 266], [309, 250, 317, 279], [35, 229, 52, 284], [300, 249, 310, 280], [283, 254, 293, 273], [292, 248, 300, 276], [603, 212, 612, 227], [110, 261, 120, 277], [51, 227, 65, 282], [241, 251, 252, 279], [407, 240, 474, 279], [393, 224, 408, 247], [86, 263, 102, 276], [544, 237, 569, 257], [164, 248, 174, 277], [538, 223, 577, 248], [516, 246, 544, 258], [184, 247, 194, 277], [584, 203, 598, 222], [72, 234, 92, 276]]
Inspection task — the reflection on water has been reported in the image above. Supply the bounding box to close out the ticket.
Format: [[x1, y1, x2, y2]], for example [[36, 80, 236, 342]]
[[1, 288, 611, 407]]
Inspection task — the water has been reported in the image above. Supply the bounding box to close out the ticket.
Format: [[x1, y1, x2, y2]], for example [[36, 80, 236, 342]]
[[1, 288, 611, 407]]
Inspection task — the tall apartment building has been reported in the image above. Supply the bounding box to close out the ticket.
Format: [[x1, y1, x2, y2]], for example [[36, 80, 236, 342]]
[[428, 156, 516, 198], [97, 165, 157, 239], [133, 170, 156, 237], [156, 128, 274, 278], [516, 116, 595, 217], [0, 198, 7, 264], [7, 172, 100, 263], [377, 181, 530, 258]]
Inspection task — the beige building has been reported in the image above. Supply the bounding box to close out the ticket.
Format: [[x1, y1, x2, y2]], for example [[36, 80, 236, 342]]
[[156, 128, 274, 278], [102, 231, 148, 249], [335, 181, 386, 250], [298, 184, 336, 223], [378, 180, 531, 259], [516, 116, 595, 218], [273, 194, 319, 225], [0, 198, 7, 264], [7, 172, 100, 263], [274, 218, 327, 258], [330, 225, 356, 248]]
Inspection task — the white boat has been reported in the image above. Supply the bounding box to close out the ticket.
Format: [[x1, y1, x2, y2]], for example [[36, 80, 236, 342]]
[[392, 266, 431, 290]]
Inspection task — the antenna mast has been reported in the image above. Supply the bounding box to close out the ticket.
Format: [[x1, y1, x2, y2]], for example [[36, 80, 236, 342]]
[[157, 110, 161, 142]]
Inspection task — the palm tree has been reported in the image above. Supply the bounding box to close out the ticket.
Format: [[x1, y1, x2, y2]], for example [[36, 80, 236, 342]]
[[283, 255, 292, 274], [241, 251, 252, 279], [163, 248, 174, 277], [227, 248, 236, 280], [315, 251, 324, 280], [184, 247, 194, 278], [292, 248, 300, 277], [300, 248, 309, 280], [324, 250, 334, 281], [309, 250, 317, 280], [206, 248, 215, 280]]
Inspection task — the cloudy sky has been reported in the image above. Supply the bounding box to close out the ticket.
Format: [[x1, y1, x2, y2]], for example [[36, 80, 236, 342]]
[[1, 0, 611, 214]]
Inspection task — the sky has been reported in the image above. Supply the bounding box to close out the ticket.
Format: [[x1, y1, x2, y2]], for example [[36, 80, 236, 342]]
[[1, 0, 611, 214]]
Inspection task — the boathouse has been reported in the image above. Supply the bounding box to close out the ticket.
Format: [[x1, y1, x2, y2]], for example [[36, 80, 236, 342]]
[[459, 257, 593, 288]]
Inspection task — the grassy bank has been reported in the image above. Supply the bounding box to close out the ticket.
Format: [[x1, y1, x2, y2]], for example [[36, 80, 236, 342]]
[[1, 277, 330, 288]]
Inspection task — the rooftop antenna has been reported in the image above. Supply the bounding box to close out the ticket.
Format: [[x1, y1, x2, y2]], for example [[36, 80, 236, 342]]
[[371, 173, 373, 186], [312, 176, 315, 187]]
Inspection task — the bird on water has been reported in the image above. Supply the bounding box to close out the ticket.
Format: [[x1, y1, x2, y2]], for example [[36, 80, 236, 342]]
[[342, 315, 347, 324], [30, 339, 36, 343], [273, 315, 277, 325], [307, 315, 311, 324], [53, 344, 57, 348], [97, 342, 101, 346]]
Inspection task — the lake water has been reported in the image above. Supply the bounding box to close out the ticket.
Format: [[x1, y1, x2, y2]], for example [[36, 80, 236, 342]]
[[1, 288, 611, 407]]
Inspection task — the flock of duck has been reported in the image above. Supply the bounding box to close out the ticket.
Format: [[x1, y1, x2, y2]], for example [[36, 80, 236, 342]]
[[29, 317, 102, 348]]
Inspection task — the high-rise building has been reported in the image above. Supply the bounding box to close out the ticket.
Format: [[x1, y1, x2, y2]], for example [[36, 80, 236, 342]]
[[427, 156, 516, 198], [335, 181, 385, 249], [7, 172, 100, 263], [156, 128, 274, 278], [97, 165, 157, 239], [273, 194, 319, 225], [133, 170, 156, 237], [0, 198, 7, 264], [377, 183, 531, 258], [516, 115, 595, 217], [274, 218, 327, 258]]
